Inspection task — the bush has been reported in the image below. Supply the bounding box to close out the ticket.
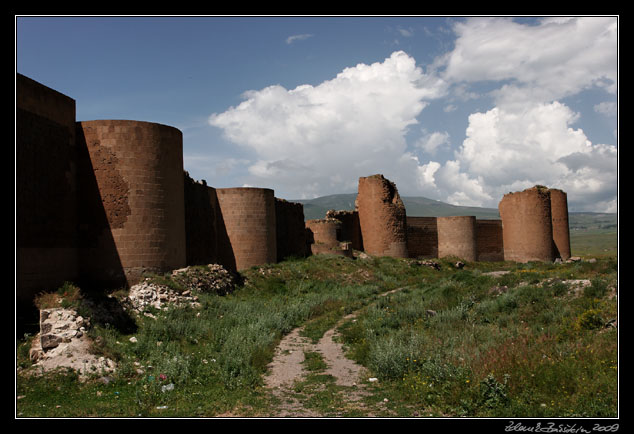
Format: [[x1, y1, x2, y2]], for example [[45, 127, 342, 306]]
[[479, 373, 510, 409], [576, 309, 604, 331]]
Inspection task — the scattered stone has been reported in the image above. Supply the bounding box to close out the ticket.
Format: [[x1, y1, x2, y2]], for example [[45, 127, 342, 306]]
[[29, 307, 116, 380], [41, 334, 62, 351], [489, 285, 509, 296], [416, 259, 441, 270], [129, 337, 137, 343], [604, 319, 617, 329], [127, 264, 237, 315], [483, 270, 511, 277], [562, 279, 592, 296]]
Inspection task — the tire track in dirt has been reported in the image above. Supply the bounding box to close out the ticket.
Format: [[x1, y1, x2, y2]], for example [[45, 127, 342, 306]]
[[263, 286, 409, 417]]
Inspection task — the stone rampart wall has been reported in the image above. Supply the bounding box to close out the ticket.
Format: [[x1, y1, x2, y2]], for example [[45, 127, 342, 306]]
[[16, 74, 573, 329], [16, 74, 79, 306], [476, 219, 504, 262], [276, 198, 308, 261], [406, 217, 438, 259], [184, 173, 218, 266]]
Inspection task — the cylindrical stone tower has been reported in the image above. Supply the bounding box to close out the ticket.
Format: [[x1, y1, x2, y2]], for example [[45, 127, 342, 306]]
[[549, 188, 571, 260], [76, 120, 186, 287], [356, 174, 408, 258], [215, 187, 277, 271], [499, 186, 555, 263], [437, 216, 477, 262], [306, 218, 340, 246], [305, 218, 352, 257]]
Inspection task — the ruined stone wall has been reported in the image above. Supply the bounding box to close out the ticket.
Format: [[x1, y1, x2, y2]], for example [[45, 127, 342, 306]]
[[16, 73, 79, 306], [184, 173, 218, 266], [356, 174, 408, 258], [76, 120, 187, 287], [499, 186, 555, 263], [306, 218, 340, 246], [276, 198, 307, 261], [476, 219, 504, 262], [325, 209, 363, 251], [550, 189, 571, 260], [305, 218, 352, 257], [437, 216, 478, 262], [215, 188, 277, 271], [406, 217, 438, 259]]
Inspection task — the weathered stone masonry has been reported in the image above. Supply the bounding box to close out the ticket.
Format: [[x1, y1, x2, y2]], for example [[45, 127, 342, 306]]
[[498, 186, 571, 263], [76, 120, 187, 288], [16, 74, 308, 314], [356, 174, 408, 258], [16, 74, 572, 323]]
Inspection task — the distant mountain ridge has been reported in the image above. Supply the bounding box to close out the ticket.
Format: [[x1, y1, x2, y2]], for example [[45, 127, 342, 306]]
[[293, 193, 500, 221], [292, 193, 617, 233]]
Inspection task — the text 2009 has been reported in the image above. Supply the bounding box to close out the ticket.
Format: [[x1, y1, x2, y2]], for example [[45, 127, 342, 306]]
[[593, 425, 619, 432]]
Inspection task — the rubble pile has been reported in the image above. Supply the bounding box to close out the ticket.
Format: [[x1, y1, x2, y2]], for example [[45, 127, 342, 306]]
[[28, 308, 116, 379], [127, 264, 237, 315]]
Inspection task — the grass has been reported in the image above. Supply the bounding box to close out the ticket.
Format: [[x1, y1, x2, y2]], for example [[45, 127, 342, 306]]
[[16, 247, 618, 418]]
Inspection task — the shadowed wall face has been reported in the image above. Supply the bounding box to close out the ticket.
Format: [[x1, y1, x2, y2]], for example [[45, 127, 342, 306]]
[[499, 186, 555, 263], [356, 174, 408, 258], [325, 209, 363, 251], [76, 120, 186, 286], [276, 198, 307, 261], [16, 74, 79, 306], [184, 173, 218, 266], [476, 220, 504, 262], [406, 217, 438, 259], [549, 189, 571, 260], [215, 188, 277, 271]]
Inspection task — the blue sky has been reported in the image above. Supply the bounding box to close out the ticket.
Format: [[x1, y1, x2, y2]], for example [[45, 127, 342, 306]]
[[16, 16, 618, 212]]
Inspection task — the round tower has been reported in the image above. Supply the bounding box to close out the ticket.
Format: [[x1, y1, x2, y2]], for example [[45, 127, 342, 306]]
[[437, 216, 477, 262], [356, 174, 408, 258], [76, 120, 186, 287], [215, 187, 277, 270], [549, 188, 571, 260], [305, 218, 352, 257], [499, 186, 554, 263]]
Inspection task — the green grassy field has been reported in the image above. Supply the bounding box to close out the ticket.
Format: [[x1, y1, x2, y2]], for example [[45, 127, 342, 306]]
[[16, 237, 618, 418]]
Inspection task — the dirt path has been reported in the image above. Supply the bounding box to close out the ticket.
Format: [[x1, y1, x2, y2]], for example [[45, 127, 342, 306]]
[[263, 286, 408, 417]]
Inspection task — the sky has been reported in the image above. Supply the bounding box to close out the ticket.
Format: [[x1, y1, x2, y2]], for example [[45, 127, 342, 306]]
[[16, 15, 618, 212]]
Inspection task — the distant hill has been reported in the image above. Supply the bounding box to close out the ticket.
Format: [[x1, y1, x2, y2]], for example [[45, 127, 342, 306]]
[[292, 194, 617, 233], [293, 193, 500, 220]]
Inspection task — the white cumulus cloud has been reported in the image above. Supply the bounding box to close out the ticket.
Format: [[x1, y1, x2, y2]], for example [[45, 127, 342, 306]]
[[418, 16, 618, 212], [209, 51, 447, 198], [443, 16, 617, 104], [419, 101, 618, 211]]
